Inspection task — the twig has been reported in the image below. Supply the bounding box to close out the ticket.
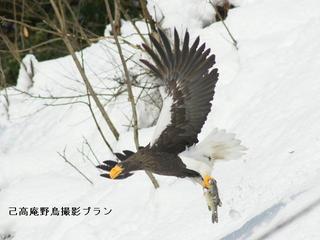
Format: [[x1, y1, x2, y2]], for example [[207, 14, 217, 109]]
[[209, 0, 238, 50], [83, 137, 102, 165], [13, 0, 18, 48], [87, 89, 114, 153], [44, 100, 87, 107], [63, 0, 91, 45], [76, 144, 99, 171], [120, 6, 148, 45], [0, 16, 60, 36], [58, 147, 93, 185], [13, 87, 118, 100]]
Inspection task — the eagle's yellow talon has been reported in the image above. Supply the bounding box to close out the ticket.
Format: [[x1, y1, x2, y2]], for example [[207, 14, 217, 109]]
[[110, 165, 123, 179], [203, 175, 213, 189]]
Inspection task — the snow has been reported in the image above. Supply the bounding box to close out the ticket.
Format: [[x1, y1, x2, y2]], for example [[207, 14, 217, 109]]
[[16, 54, 38, 92], [1, 0, 320, 239], [147, 0, 215, 31]]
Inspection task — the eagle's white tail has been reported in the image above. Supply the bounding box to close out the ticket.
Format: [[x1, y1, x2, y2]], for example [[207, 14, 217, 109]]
[[179, 128, 246, 177], [196, 128, 247, 161]]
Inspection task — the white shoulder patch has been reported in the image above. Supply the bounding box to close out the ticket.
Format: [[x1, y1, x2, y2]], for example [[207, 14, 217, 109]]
[[150, 87, 173, 145]]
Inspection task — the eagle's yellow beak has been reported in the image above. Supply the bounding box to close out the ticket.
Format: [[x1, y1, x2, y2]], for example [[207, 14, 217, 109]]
[[202, 175, 213, 189], [109, 165, 124, 179]]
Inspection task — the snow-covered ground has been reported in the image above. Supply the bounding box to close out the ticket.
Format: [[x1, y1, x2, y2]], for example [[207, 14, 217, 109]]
[[1, 0, 320, 239]]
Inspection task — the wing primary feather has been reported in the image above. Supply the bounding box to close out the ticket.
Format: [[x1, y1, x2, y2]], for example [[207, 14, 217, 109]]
[[142, 43, 166, 73], [180, 36, 200, 75], [140, 59, 162, 77], [174, 28, 180, 53], [188, 42, 206, 66], [183, 47, 211, 77], [158, 28, 174, 70], [174, 28, 181, 70], [149, 34, 170, 70], [180, 31, 190, 69], [188, 55, 216, 80]]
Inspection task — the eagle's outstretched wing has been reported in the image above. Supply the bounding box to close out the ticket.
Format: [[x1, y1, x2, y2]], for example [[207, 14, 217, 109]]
[[141, 28, 219, 154]]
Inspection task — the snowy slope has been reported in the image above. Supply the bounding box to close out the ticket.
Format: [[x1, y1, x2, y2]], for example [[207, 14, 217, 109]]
[[1, 0, 320, 239]]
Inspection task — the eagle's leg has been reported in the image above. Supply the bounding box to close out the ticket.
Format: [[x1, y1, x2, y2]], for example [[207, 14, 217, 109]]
[[202, 176, 222, 224]]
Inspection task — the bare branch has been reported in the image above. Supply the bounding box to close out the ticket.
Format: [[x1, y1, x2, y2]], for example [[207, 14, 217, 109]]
[[0, 16, 60, 36], [63, 0, 91, 46], [113, 0, 121, 35], [104, 0, 159, 189], [139, 0, 157, 34], [58, 147, 94, 185], [82, 137, 102, 166], [1, 38, 62, 53], [50, 0, 120, 140], [120, 6, 148, 45], [13, 87, 119, 100], [209, 0, 238, 49], [87, 89, 114, 153]]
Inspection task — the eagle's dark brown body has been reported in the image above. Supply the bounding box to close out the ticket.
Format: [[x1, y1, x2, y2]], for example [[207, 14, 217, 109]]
[[97, 28, 218, 181], [122, 146, 201, 178]]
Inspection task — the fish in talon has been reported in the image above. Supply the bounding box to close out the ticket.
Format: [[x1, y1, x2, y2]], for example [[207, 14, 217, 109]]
[[204, 178, 222, 223]]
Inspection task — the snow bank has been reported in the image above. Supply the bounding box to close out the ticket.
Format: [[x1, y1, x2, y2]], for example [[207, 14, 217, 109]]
[[147, 0, 215, 31]]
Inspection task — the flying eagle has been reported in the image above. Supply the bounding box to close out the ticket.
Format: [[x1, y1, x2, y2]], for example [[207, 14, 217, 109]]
[[97, 28, 246, 222]]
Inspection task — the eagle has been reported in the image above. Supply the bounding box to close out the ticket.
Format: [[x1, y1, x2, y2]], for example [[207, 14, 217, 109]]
[[97, 28, 246, 222]]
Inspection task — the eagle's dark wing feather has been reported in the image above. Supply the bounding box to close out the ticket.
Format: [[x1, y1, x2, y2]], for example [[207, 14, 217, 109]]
[[141, 29, 219, 154]]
